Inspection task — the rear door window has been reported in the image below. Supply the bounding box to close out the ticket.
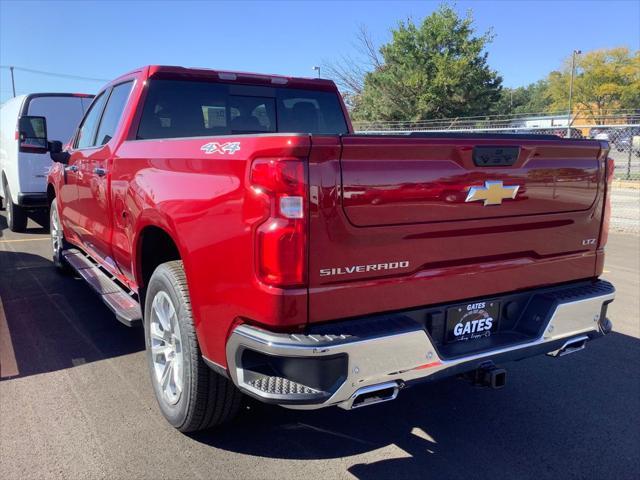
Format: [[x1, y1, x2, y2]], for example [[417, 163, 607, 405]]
[[75, 92, 108, 149], [94, 81, 133, 146], [137, 79, 347, 140]]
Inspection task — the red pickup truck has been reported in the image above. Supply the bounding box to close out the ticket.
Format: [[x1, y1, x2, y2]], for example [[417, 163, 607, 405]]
[[43, 65, 615, 432]]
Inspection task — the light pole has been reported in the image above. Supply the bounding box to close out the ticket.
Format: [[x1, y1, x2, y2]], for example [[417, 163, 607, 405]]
[[567, 49, 581, 136], [10, 66, 16, 97], [312, 66, 321, 79]]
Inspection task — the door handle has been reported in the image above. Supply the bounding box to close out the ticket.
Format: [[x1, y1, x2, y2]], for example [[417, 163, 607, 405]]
[[65, 165, 78, 173], [94, 167, 107, 177]]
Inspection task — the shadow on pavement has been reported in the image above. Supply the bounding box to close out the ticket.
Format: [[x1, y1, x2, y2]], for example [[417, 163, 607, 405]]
[[0, 249, 144, 380], [192, 331, 640, 479]]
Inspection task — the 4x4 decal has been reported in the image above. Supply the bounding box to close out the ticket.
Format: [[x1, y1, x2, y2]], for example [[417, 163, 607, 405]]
[[200, 141, 241, 155]]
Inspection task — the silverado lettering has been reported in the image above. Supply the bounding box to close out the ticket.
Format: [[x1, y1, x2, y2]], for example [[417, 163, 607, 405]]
[[44, 65, 615, 433], [319, 261, 410, 277]]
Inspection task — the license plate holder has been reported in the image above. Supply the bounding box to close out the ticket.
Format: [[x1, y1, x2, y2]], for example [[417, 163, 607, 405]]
[[446, 301, 500, 343]]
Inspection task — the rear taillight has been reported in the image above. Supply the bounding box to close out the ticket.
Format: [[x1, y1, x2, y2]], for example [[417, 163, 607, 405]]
[[251, 158, 307, 287], [599, 142, 613, 248]]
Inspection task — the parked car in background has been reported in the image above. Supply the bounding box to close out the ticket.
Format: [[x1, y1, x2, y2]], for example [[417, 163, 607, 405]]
[[540, 128, 584, 139], [589, 127, 611, 140], [0, 93, 93, 231], [612, 127, 640, 155], [44, 66, 615, 432], [633, 133, 640, 156]]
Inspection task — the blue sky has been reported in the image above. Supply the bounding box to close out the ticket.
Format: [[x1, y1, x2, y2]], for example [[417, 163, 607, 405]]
[[1, 0, 638, 102]]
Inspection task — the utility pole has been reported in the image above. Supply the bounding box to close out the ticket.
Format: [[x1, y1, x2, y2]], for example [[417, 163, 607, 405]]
[[567, 49, 581, 137], [10, 66, 16, 97], [312, 66, 321, 79]]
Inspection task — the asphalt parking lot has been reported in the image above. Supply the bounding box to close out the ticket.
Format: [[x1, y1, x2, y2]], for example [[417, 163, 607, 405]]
[[1, 212, 639, 480]]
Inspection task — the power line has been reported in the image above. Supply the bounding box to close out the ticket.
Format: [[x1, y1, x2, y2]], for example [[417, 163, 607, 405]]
[[0, 65, 109, 82]]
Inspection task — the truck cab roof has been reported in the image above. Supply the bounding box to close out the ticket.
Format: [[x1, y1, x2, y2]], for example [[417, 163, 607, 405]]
[[111, 65, 339, 92]]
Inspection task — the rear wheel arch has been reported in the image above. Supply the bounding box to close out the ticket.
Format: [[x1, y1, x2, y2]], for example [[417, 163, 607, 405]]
[[136, 225, 182, 307], [47, 183, 56, 204]]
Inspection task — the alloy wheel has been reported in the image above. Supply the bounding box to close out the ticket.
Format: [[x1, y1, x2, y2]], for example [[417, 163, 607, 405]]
[[149, 291, 184, 405], [51, 204, 62, 260]]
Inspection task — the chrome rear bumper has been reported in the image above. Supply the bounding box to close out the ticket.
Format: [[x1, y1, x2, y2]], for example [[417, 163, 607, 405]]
[[225, 281, 614, 410]]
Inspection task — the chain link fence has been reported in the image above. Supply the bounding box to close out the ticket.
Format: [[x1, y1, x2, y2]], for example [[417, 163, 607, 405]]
[[353, 113, 640, 180], [353, 113, 640, 233]]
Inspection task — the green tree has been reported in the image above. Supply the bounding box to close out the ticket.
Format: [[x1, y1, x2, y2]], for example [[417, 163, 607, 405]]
[[349, 5, 502, 121], [494, 80, 553, 115], [546, 47, 640, 122]]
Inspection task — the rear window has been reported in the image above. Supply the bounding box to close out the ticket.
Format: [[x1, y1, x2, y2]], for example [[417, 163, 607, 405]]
[[137, 79, 348, 140], [27, 96, 92, 144]]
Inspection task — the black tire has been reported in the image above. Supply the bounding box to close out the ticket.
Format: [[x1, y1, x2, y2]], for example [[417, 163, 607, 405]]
[[144, 260, 242, 432], [5, 183, 27, 232], [50, 199, 71, 273]]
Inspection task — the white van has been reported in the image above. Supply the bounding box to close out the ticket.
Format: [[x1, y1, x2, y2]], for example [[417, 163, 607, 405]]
[[0, 93, 93, 231]]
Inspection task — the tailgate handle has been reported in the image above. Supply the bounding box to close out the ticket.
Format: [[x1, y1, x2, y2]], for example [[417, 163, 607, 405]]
[[473, 146, 520, 167]]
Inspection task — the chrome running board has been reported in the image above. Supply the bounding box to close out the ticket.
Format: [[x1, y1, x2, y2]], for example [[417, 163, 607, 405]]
[[62, 249, 142, 327]]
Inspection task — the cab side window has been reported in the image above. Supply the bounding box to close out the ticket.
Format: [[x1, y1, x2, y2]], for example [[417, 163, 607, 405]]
[[94, 81, 133, 146], [75, 92, 108, 149]]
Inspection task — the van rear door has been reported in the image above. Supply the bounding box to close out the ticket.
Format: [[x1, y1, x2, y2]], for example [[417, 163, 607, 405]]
[[20, 95, 92, 193]]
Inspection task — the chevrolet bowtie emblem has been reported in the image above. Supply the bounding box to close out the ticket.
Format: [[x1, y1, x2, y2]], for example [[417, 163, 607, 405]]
[[465, 181, 519, 206]]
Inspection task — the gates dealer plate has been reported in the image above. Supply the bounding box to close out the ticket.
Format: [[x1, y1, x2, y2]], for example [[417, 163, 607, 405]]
[[446, 301, 500, 343]]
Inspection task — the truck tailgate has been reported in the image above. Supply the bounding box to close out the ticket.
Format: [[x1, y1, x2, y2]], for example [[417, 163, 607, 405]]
[[341, 136, 600, 225], [307, 135, 607, 323]]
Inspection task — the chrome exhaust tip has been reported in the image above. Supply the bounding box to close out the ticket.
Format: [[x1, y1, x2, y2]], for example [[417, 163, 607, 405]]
[[548, 335, 589, 357], [341, 381, 400, 410]]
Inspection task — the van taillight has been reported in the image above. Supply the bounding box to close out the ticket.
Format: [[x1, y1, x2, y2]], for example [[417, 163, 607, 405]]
[[251, 158, 307, 287]]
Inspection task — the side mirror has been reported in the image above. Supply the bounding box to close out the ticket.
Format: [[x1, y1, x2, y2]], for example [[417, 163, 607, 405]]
[[48, 140, 70, 165], [18, 116, 48, 153]]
